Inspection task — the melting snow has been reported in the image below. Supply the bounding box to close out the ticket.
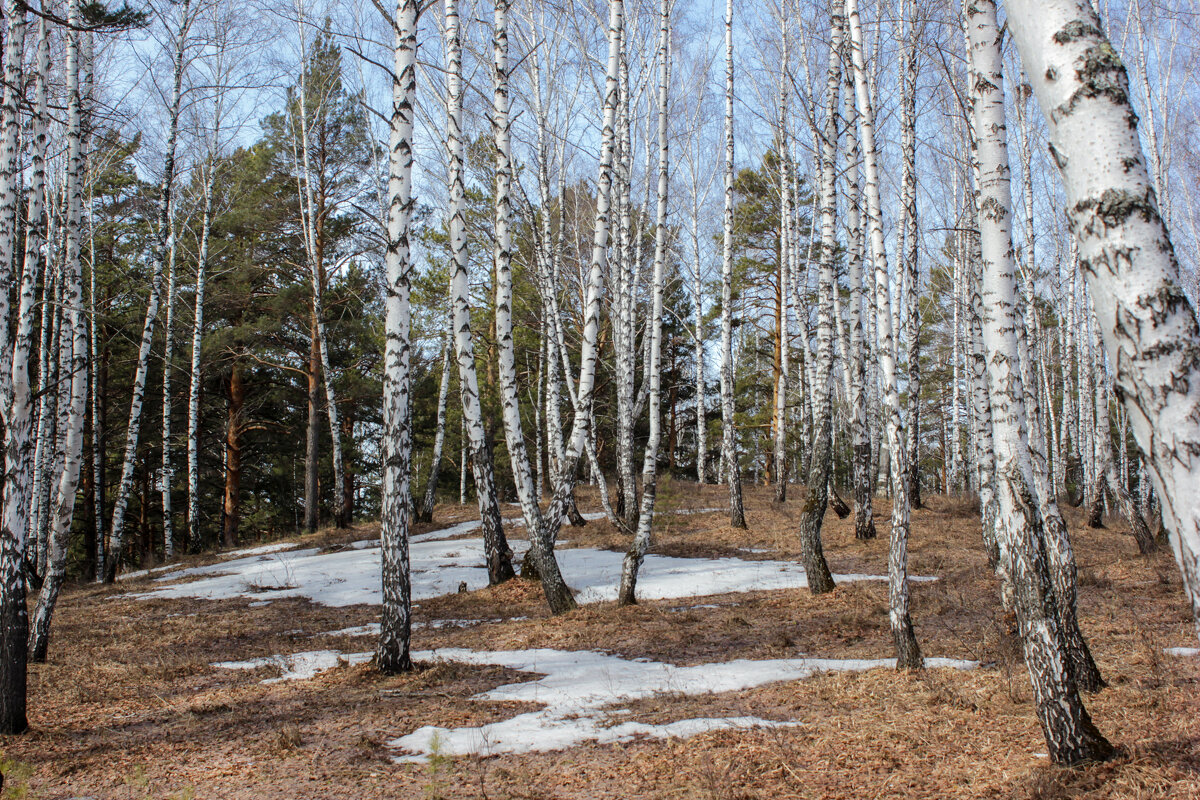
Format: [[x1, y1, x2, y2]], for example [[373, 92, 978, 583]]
[[388, 648, 978, 760], [214, 649, 373, 683], [318, 618, 529, 638], [128, 535, 926, 608], [1164, 647, 1200, 657], [210, 644, 975, 759]]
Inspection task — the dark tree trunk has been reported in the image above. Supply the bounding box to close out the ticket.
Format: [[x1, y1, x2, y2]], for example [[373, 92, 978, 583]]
[[223, 363, 243, 548], [341, 405, 355, 525], [304, 320, 320, 533]]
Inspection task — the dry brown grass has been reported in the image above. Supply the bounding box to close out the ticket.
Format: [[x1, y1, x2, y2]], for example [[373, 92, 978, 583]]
[[6, 483, 1200, 799]]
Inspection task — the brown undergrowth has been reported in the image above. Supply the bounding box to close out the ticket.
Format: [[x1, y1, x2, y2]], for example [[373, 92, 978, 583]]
[[6, 484, 1199, 799]]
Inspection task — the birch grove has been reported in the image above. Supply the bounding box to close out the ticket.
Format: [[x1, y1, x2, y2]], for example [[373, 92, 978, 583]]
[[1, 0, 1199, 783]]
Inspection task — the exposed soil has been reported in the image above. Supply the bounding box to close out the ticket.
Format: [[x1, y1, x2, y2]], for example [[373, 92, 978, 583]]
[[8, 483, 1199, 799]]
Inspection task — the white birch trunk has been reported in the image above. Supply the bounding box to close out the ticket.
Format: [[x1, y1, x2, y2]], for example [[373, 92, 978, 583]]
[[1005, 0, 1200, 637], [418, 325, 452, 523], [443, 0, 514, 588], [187, 154, 216, 554], [846, 0, 920, 667], [292, 14, 346, 530], [378, 0, 420, 674], [619, 0, 669, 605], [0, 0, 29, 731], [966, 0, 1112, 763], [899, 0, 921, 510], [794, 3, 842, 598], [161, 210, 178, 560], [103, 0, 191, 581], [721, 0, 745, 528], [842, 46, 876, 540]]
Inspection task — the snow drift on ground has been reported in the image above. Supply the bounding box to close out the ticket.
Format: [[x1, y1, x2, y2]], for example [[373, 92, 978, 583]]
[[215, 645, 976, 759], [128, 531, 929, 607]]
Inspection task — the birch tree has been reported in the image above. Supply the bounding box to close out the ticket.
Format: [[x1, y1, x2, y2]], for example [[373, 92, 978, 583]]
[[1004, 0, 1200, 640], [721, 0, 745, 529], [292, 8, 348, 531], [444, 0, 513, 586], [0, 0, 29, 733], [377, 0, 419, 675], [966, 0, 1111, 763], [794, 4, 842, 598], [899, 0, 922, 510], [846, 0, 920, 667], [418, 326, 452, 524], [104, 0, 195, 581], [619, 0, 669, 605], [841, 64, 875, 541]]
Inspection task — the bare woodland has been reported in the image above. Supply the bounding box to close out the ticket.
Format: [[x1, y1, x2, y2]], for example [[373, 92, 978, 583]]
[[1, 0, 1200, 796]]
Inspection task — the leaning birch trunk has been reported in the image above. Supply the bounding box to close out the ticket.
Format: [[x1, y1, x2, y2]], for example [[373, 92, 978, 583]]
[[160, 211, 178, 560], [692, 225, 707, 484], [618, 0, 669, 605], [965, 0, 1112, 764], [842, 61, 875, 540], [418, 327, 452, 524], [721, 0, 746, 529], [1087, 311, 1154, 553], [793, 3, 842, 597], [6, 16, 47, 598], [899, 0, 922, 511], [104, 0, 191, 582], [1010, 89, 1105, 690], [443, 0, 513, 587], [772, 17, 791, 505], [187, 155, 216, 554], [1004, 0, 1200, 639], [377, 0, 420, 674], [29, 162, 89, 664], [491, 0, 626, 615], [0, 0, 29, 733], [846, 0, 920, 667]]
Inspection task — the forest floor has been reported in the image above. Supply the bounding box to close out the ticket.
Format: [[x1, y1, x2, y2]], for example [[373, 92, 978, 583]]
[[9, 481, 1200, 799]]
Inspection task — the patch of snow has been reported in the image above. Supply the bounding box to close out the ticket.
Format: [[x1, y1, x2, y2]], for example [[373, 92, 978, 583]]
[[115, 564, 178, 582], [223, 542, 301, 558], [669, 604, 723, 613], [1164, 647, 1200, 657], [214, 649, 373, 683], [388, 647, 977, 761], [320, 617, 531, 638], [323, 623, 382, 638], [129, 534, 930, 610], [670, 507, 725, 516]]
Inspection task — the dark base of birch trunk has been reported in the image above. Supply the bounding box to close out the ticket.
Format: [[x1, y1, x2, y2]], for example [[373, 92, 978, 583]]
[[853, 443, 876, 539], [797, 497, 836, 595], [0, 579, 28, 734], [526, 537, 577, 615], [567, 491, 587, 527], [727, 471, 747, 530], [892, 615, 923, 670], [829, 488, 850, 519], [1087, 483, 1106, 529]]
